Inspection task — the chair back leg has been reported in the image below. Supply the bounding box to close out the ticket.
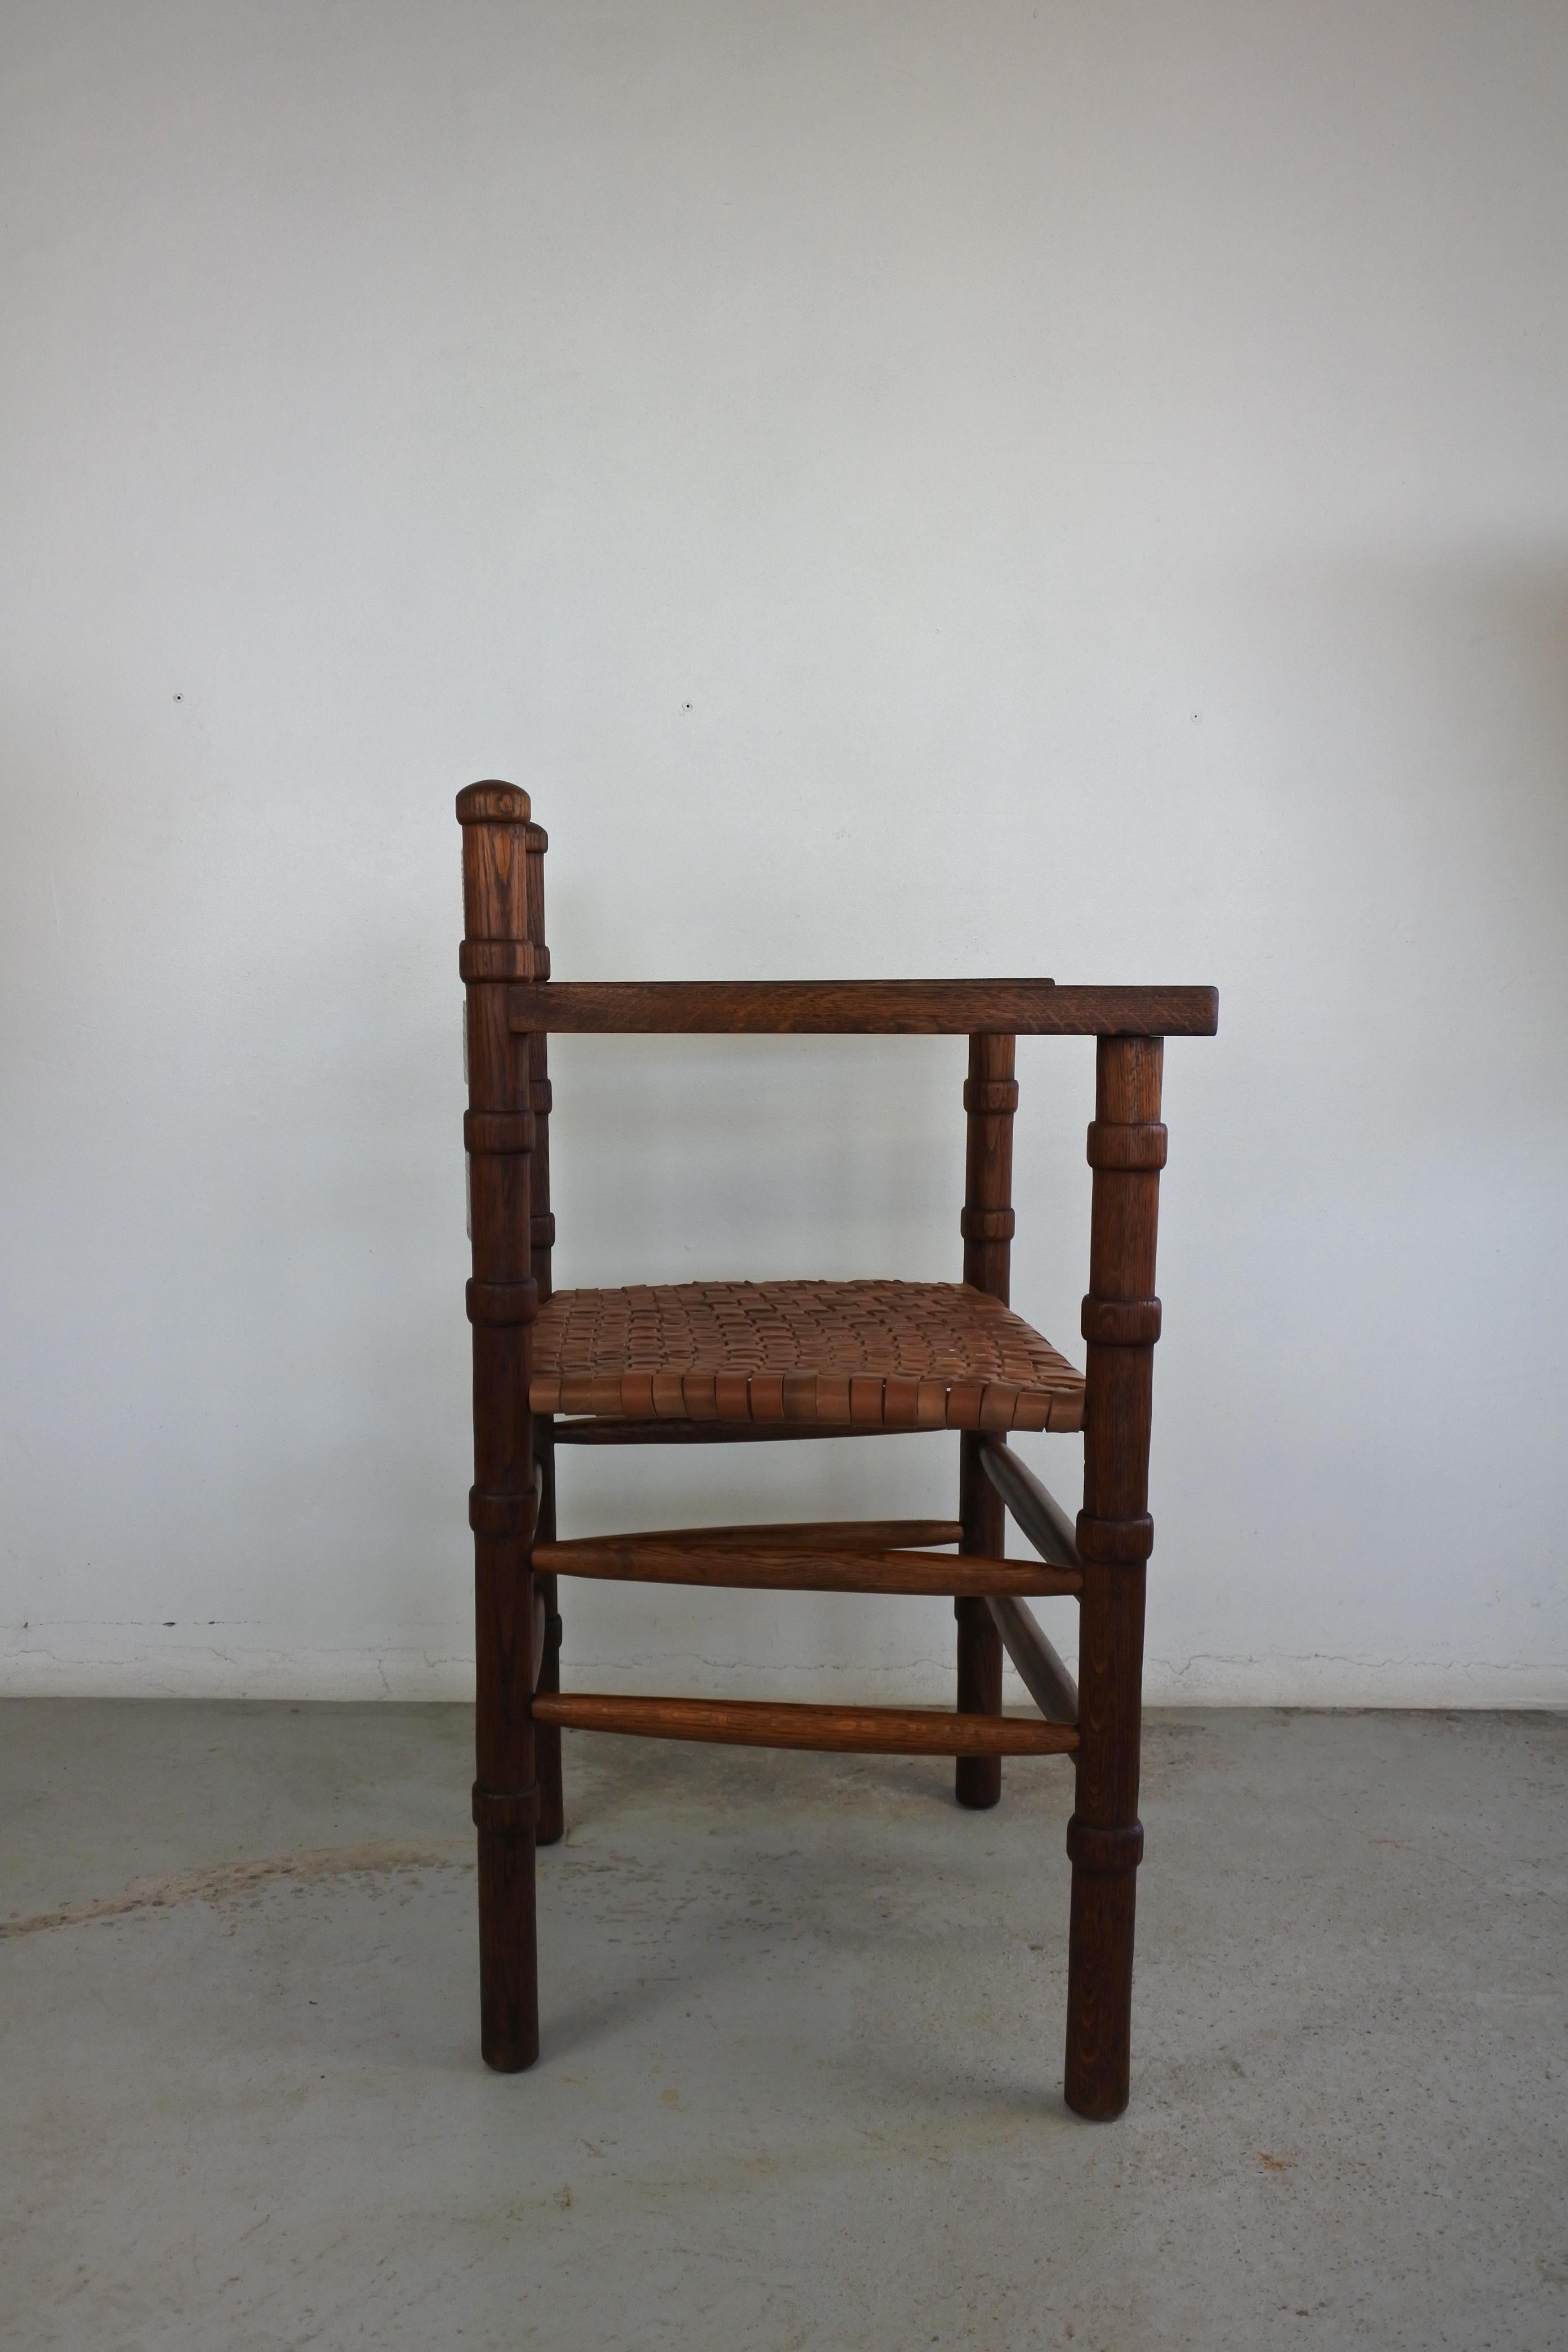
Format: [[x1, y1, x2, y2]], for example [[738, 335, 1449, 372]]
[[524, 819, 565, 1848], [460, 782, 544, 2069]]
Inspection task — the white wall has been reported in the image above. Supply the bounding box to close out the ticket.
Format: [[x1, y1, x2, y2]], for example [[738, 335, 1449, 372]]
[[3, 0, 1565, 1707]]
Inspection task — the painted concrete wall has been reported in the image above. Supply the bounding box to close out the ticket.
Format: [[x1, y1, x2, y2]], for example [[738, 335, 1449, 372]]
[[3, 1, 1565, 1704]]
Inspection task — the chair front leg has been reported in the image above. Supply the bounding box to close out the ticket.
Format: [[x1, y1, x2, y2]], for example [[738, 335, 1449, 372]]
[[1065, 1034, 1164, 2118], [473, 1482, 541, 2070], [955, 1032, 1017, 1808]]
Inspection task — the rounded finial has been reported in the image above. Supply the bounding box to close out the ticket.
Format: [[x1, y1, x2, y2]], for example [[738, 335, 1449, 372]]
[[456, 780, 531, 825]]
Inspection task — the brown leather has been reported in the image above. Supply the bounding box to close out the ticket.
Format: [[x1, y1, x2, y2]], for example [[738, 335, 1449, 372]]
[[530, 1277, 1084, 1433]]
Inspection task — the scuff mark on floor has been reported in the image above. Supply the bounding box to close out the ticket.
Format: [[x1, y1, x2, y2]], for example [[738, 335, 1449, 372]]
[[1, 1843, 466, 1939]]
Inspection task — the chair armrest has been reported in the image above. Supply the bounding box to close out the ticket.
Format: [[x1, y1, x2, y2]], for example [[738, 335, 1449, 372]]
[[506, 980, 1218, 1036]]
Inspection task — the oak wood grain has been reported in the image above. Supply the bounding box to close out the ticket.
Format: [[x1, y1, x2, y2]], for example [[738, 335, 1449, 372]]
[[532, 1540, 1081, 1596], [552, 1416, 938, 1445], [507, 980, 1218, 1036], [522, 817, 563, 1848], [979, 1439, 1081, 1571], [530, 1692, 1080, 1756], [956, 1032, 1017, 1808], [543, 1517, 962, 1552], [986, 1595, 1079, 1724], [1065, 1033, 1164, 2121], [458, 778, 540, 2072]]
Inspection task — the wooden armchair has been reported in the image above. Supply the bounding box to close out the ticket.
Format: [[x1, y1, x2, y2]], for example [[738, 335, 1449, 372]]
[[458, 781, 1218, 2118]]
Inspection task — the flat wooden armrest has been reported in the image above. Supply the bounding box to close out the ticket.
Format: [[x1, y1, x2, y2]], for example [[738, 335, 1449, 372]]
[[506, 979, 1218, 1035]]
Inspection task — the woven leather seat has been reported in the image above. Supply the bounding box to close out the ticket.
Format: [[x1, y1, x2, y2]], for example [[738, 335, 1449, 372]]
[[531, 1278, 1084, 1432]]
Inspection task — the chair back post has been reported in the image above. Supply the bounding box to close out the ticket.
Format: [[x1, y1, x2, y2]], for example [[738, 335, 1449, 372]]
[[458, 778, 543, 2069], [523, 818, 565, 1846], [1064, 1031, 1165, 2118], [954, 1032, 1019, 1808], [523, 823, 555, 1302]]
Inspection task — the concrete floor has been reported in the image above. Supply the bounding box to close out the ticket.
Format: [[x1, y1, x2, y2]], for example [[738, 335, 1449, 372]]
[[1, 1705, 1562, 2351]]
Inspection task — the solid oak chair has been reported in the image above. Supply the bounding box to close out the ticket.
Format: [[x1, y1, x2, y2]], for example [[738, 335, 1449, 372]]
[[458, 780, 1217, 2119]]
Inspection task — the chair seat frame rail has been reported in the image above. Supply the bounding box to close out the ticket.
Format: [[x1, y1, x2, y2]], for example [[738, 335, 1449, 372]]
[[457, 778, 1216, 2118]]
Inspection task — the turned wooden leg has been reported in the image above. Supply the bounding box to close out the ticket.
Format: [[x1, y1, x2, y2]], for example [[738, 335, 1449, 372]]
[[1064, 1033, 1164, 2119], [524, 818, 563, 1850], [473, 1493, 541, 2071], [534, 1430, 564, 1847], [461, 780, 545, 2071], [955, 1031, 1017, 1808], [955, 1433, 1004, 1809]]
